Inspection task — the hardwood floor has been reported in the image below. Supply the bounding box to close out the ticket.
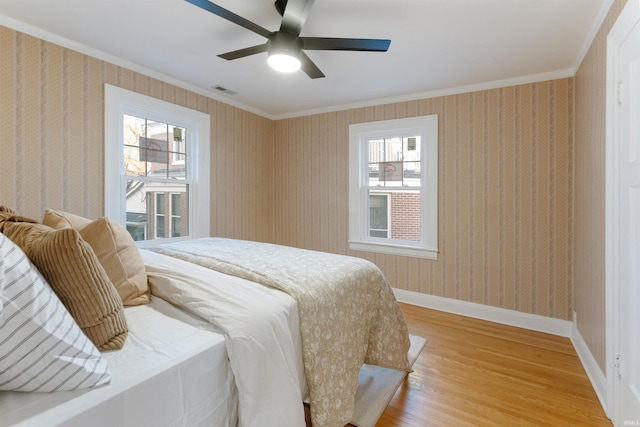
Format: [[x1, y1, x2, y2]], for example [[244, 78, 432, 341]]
[[375, 303, 612, 426]]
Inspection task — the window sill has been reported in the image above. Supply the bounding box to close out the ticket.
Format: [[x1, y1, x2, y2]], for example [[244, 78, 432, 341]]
[[349, 241, 438, 260]]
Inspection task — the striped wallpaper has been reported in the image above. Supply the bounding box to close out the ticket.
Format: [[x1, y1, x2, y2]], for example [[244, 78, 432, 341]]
[[0, 26, 275, 243], [274, 80, 574, 321]]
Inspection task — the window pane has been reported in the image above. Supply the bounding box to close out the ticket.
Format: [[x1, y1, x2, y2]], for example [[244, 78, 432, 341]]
[[124, 180, 189, 241], [171, 217, 181, 238], [386, 138, 403, 161], [171, 193, 181, 216], [170, 193, 182, 238], [123, 115, 186, 180], [381, 161, 403, 184], [369, 193, 388, 238], [368, 163, 381, 186], [156, 193, 165, 215], [156, 219, 165, 238], [155, 193, 165, 238], [123, 115, 147, 177], [171, 125, 186, 164], [404, 137, 421, 160], [403, 161, 421, 187], [367, 136, 421, 187], [141, 136, 169, 170]]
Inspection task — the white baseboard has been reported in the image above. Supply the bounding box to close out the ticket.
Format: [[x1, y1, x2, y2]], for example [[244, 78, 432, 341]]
[[571, 321, 608, 414], [392, 288, 573, 337]]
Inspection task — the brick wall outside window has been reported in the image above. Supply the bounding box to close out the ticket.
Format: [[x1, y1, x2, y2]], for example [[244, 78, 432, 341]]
[[391, 193, 420, 241]]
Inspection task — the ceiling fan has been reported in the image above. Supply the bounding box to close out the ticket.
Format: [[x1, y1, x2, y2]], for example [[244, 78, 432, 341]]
[[185, 0, 391, 79]]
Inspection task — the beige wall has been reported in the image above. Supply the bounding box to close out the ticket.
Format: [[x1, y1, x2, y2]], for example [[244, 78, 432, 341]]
[[574, 0, 628, 371], [0, 26, 275, 243], [273, 81, 574, 321]]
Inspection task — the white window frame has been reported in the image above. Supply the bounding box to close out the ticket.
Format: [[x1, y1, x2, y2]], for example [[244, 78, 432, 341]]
[[349, 115, 438, 259], [104, 84, 210, 245]]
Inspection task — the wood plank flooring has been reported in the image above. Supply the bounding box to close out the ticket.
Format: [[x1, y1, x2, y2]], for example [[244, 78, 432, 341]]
[[375, 303, 612, 426]]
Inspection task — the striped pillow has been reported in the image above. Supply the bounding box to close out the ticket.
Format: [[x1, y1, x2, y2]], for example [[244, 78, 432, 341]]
[[0, 234, 112, 392]]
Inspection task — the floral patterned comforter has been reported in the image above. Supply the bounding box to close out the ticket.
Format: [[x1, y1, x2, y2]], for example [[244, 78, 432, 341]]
[[148, 238, 410, 427]]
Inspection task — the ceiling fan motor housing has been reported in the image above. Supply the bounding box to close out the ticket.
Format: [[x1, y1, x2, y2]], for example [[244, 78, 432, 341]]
[[267, 32, 303, 72], [268, 32, 303, 57]]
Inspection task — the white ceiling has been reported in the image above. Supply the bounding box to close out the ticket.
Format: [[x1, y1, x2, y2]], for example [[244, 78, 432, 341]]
[[0, 0, 610, 119]]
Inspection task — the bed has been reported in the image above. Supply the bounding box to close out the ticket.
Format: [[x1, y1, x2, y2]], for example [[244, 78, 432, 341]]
[[0, 207, 411, 427], [143, 237, 412, 427]]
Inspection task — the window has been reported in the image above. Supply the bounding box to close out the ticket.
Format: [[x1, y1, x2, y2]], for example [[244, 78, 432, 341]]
[[104, 85, 210, 244], [349, 115, 438, 259]]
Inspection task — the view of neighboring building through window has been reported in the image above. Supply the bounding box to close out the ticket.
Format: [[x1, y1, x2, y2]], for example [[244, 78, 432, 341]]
[[123, 115, 188, 241], [349, 115, 438, 259], [170, 193, 182, 237], [368, 135, 422, 241], [104, 85, 210, 244]]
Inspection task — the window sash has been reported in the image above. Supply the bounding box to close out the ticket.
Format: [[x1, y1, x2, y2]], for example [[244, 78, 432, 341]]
[[349, 115, 438, 259]]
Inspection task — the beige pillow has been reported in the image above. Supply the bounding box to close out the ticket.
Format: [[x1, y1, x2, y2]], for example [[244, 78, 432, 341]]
[[0, 220, 128, 351], [43, 209, 150, 306], [79, 218, 150, 306], [42, 208, 92, 229]]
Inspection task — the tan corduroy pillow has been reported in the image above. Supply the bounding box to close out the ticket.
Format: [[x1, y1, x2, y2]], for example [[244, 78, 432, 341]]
[[0, 205, 35, 223], [0, 220, 128, 351], [43, 209, 150, 306]]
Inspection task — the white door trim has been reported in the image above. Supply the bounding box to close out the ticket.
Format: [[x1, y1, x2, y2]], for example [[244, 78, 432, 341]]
[[606, 0, 640, 423]]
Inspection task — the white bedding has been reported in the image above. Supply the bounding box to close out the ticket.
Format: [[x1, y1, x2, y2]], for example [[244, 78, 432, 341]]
[[141, 249, 308, 427], [0, 297, 236, 427], [146, 237, 411, 427]]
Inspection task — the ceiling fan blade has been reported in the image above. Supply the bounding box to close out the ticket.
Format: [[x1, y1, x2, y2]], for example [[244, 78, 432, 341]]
[[300, 51, 325, 79], [274, 0, 287, 16], [217, 44, 268, 60], [279, 0, 315, 37], [185, 0, 271, 39], [301, 37, 391, 52]]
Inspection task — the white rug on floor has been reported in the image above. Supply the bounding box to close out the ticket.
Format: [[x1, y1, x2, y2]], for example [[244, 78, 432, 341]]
[[351, 335, 427, 427]]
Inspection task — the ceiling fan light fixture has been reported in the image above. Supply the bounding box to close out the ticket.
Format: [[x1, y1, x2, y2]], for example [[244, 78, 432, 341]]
[[268, 53, 301, 72], [267, 32, 302, 73]]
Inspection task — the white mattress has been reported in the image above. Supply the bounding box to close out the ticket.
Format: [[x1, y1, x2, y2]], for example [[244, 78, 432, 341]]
[[0, 297, 236, 427]]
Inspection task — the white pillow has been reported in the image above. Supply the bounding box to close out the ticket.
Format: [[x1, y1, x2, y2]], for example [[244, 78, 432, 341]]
[[0, 233, 112, 392]]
